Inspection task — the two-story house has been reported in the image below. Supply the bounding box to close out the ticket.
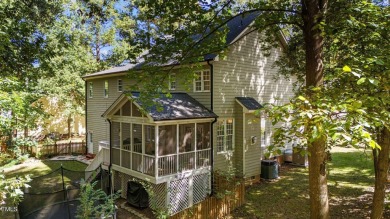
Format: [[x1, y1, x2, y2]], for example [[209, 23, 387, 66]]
[[83, 13, 296, 215]]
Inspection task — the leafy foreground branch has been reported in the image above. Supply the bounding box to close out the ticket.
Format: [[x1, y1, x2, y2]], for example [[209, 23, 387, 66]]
[[0, 173, 31, 207], [76, 180, 120, 219]]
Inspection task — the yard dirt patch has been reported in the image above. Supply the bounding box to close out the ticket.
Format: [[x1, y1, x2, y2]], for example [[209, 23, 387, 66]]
[[230, 147, 390, 219]]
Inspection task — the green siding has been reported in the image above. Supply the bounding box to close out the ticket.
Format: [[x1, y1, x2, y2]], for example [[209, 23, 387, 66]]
[[173, 66, 212, 109], [244, 113, 261, 177], [86, 76, 130, 153], [212, 30, 295, 174], [234, 104, 244, 175]]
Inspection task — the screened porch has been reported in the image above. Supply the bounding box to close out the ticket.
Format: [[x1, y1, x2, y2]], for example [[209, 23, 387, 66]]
[[110, 121, 211, 179], [102, 92, 217, 182]]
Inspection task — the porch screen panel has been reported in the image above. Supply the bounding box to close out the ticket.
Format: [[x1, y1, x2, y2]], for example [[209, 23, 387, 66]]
[[132, 124, 142, 153], [122, 150, 131, 168], [179, 124, 195, 152], [196, 123, 211, 150], [132, 102, 142, 117], [122, 123, 130, 151], [122, 101, 131, 116], [112, 122, 120, 148], [111, 122, 121, 165], [145, 125, 155, 155], [158, 125, 177, 156]]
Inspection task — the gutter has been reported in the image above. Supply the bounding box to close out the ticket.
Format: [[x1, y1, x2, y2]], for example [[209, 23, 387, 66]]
[[207, 60, 217, 195]]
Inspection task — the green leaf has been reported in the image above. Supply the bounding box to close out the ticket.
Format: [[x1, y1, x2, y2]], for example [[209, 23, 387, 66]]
[[369, 140, 380, 149], [351, 71, 361, 78], [352, 101, 362, 109], [375, 59, 384, 65], [357, 78, 366, 85], [298, 96, 306, 101], [368, 78, 379, 86], [342, 66, 352, 72], [342, 134, 351, 141]]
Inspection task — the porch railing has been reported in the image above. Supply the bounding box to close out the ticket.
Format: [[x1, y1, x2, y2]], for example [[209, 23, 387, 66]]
[[117, 148, 211, 178], [101, 141, 211, 178]]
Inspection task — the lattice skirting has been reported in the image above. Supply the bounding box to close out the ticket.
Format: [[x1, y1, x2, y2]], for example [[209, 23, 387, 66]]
[[113, 170, 211, 215]]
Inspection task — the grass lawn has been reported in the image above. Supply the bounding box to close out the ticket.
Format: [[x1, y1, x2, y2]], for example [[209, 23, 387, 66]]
[[4, 160, 87, 178], [231, 146, 390, 219], [4, 160, 87, 194]]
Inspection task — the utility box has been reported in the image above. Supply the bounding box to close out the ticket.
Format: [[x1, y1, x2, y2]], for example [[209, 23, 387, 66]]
[[292, 147, 308, 167], [284, 149, 293, 163], [261, 160, 278, 179]]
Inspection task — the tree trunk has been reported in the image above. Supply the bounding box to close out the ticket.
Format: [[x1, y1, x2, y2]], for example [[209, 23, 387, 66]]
[[301, 1, 329, 218], [371, 127, 390, 219], [308, 138, 329, 219], [68, 115, 72, 139]]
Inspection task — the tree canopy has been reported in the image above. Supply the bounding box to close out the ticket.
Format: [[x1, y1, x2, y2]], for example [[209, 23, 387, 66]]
[[125, 0, 389, 218]]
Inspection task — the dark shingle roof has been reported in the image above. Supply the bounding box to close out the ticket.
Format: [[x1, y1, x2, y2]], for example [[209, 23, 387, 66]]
[[236, 97, 262, 110], [131, 92, 217, 121], [205, 12, 260, 60]]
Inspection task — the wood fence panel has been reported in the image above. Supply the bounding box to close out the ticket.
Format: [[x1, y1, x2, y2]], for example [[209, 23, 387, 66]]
[[39, 141, 86, 157], [170, 183, 245, 219]]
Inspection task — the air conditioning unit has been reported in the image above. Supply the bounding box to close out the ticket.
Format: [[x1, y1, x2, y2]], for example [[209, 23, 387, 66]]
[[292, 147, 308, 167]]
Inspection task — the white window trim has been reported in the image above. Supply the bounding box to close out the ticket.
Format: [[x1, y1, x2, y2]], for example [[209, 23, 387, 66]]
[[216, 118, 235, 153], [117, 79, 123, 92], [88, 82, 93, 98], [193, 70, 210, 92], [104, 80, 108, 98], [169, 73, 176, 91]]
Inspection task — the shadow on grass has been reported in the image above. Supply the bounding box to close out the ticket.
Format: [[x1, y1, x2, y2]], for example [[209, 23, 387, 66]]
[[232, 165, 311, 219], [5, 160, 86, 179], [231, 148, 389, 219]]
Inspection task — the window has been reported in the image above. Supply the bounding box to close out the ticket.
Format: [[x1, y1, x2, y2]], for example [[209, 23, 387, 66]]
[[89, 82, 93, 98], [104, 80, 108, 98], [194, 70, 210, 92], [216, 119, 234, 152], [169, 73, 176, 90], [117, 79, 123, 92]]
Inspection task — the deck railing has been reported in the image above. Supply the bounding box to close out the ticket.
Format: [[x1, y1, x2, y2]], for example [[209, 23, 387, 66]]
[[179, 151, 195, 172], [114, 147, 211, 178]]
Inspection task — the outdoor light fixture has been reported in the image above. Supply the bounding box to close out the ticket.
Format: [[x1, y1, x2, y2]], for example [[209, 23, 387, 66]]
[[251, 136, 257, 144]]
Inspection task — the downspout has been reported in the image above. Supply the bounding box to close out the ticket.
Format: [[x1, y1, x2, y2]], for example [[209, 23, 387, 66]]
[[207, 60, 217, 195], [84, 80, 88, 154], [107, 119, 113, 195]]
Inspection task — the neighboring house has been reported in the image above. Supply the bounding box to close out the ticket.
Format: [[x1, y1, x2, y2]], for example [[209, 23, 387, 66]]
[[83, 13, 296, 215], [40, 97, 86, 137], [12, 97, 85, 140]]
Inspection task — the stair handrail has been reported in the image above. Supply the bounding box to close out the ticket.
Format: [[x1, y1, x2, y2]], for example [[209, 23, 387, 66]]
[[85, 149, 104, 181]]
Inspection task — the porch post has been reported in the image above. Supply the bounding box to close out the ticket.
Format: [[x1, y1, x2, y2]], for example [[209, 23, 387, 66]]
[[119, 122, 122, 167], [194, 123, 197, 169], [155, 125, 159, 177], [130, 123, 133, 170], [176, 124, 179, 173], [141, 124, 144, 173]]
